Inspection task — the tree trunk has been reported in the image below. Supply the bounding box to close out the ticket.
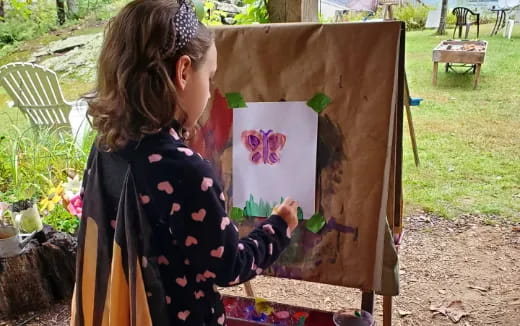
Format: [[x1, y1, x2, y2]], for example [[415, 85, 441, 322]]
[[0, 0, 4, 22], [66, 0, 79, 19], [437, 0, 448, 35], [56, 0, 66, 25], [267, 0, 319, 23], [301, 0, 319, 22], [0, 226, 76, 317]]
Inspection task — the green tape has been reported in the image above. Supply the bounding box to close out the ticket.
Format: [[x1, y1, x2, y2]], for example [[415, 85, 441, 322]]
[[225, 92, 247, 109], [230, 207, 245, 223], [307, 93, 331, 113], [306, 213, 326, 233], [193, 0, 205, 20], [297, 207, 304, 220]]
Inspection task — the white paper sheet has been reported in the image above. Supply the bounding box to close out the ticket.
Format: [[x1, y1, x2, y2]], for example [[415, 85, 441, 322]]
[[232, 102, 318, 219]]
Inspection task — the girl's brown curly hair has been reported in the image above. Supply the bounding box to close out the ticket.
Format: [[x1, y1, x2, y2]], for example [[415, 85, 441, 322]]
[[87, 0, 213, 151]]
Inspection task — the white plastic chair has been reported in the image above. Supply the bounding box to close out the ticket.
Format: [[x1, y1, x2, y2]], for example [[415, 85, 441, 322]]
[[504, 6, 520, 39], [0, 62, 90, 146]]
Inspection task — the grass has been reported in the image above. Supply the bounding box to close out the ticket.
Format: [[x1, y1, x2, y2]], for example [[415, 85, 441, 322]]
[[403, 24, 520, 220], [0, 22, 518, 221]]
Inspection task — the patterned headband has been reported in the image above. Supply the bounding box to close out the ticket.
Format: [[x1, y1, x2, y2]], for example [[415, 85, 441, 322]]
[[173, 0, 199, 52]]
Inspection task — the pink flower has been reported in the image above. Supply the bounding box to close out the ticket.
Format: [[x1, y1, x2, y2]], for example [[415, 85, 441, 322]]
[[67, 194, 83, 218]]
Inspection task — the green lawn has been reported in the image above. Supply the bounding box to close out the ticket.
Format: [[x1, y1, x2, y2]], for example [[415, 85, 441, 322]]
[[0, 23, 519, 221], [403, 24, 520, 220]]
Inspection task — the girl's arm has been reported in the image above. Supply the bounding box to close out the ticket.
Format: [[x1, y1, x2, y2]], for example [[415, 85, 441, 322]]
[[179, 155, 292, 286]]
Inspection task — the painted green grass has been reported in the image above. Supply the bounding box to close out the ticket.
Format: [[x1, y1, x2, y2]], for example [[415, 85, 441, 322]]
[[403, 24, 520, 220], [0, 23, 518, 221]]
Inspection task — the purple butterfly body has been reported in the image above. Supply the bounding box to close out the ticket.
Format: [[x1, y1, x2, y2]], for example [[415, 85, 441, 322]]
[[241, 129, 287, 165]]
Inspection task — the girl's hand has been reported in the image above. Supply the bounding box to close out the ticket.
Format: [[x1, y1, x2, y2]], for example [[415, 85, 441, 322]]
[[273, 197, 299, 234]]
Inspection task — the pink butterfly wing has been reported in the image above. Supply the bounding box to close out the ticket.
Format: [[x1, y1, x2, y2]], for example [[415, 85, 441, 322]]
[[266, 133, 286, 165], [241, 130, 263, 164]]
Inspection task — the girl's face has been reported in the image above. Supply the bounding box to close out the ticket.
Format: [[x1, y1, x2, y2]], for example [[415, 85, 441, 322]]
[[175, 43, 218, 128]]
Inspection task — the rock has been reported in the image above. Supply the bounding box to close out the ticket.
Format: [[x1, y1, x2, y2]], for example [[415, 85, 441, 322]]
[[223, 17, 236, 25], [39, 33, 103, 82], [215, 1, 243, 14]]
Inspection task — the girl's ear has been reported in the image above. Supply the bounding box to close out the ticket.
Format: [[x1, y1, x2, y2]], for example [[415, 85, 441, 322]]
[[175, 55, 192, 91]]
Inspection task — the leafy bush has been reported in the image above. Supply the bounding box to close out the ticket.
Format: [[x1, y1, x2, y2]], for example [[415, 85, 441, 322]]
[[43, 204, 79, 234], [394, 5, 432, 31], [0, 126, 88, 203], [0, 0, 56, 46], [234, 0, 269, 24]]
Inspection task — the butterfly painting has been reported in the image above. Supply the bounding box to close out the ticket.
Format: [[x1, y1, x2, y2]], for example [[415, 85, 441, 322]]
[[241, 129, 287, 165]]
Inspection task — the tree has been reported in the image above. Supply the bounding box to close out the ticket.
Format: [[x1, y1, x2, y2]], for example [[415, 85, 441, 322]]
[[267, 0, 319, 23], [57, 0, 66, 25], [0, 0, 4, 22], [437, 0, 448, 35], [67, 0, 79, 19]]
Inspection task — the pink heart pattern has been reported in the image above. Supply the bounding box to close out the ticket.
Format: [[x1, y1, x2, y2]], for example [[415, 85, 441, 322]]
[[238, 243, 245, 250], [210, 246, 224, 258], [203, 270, 216, 279], [191, 209, 206, 222], [178, 310, 190, 321], [140, 194, 150, 205], [196, 274, 207, 283], [177, 147, 194, 156], [170, 203, 181, 215], [157, 181, 174, 194], [201, 177, 213, 191], [185, 236, 198, 247], [169, 128, 180, 140], [262, 224, 275, 235], [148, 154, 162, 163], [217, 314, 225, 325], [176, 276, 187, 287], [158, 255, 170, 265], [165, 296, 172, 304], [194, 290, 205, 300], [220, 217, 230, 230], [184, 259, 190, 265]]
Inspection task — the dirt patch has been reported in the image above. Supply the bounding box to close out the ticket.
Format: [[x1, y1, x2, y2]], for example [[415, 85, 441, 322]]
[[1, 214, 519, 325]]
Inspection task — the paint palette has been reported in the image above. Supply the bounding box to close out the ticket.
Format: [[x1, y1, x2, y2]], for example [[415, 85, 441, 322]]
[[222, 295, 335, 326]]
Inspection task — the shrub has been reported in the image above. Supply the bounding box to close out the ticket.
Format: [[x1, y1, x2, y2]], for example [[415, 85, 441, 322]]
[[394, 5, 432, 31]]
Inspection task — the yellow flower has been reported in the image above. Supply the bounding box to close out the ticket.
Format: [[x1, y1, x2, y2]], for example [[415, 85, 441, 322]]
[[47, 182, 64, 196], [39, 197, 50, 213]]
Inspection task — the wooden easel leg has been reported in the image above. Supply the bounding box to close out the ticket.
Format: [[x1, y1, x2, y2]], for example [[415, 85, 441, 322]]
[[244, 281, 255, 297], [361, 291, 374, 314], [383, 296, 392, 326], [474, 64, 481, 89], [432, 62, 438, 86], [404, 74, 420, 167]]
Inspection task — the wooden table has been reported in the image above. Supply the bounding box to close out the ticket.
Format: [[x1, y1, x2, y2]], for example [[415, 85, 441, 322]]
[[432, 40, 487, 89]]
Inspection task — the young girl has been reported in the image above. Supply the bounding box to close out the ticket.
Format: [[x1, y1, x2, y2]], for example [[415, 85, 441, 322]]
[[71, 0, 298, 325]]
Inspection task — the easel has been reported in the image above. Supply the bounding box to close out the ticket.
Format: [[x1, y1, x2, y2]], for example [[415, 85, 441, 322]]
[[236, 22, 412, 326]]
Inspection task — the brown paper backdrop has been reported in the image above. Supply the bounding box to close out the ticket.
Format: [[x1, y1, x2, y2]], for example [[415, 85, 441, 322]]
[[192, 22, 403, 292]]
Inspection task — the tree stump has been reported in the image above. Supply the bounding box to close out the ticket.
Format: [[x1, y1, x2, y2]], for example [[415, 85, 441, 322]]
[[0, 226, 77, 318]]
